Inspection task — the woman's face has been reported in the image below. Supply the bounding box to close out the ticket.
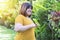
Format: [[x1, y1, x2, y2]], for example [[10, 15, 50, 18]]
[[26, 7, 32, 16]]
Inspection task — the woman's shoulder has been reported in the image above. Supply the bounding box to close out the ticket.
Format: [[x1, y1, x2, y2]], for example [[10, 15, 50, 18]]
[[16, 15, 25, 19], [15, 15, 24, 23], [15, 15, 24, 21]]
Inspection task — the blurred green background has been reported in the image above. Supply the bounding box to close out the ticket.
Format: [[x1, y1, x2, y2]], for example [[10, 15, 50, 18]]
[[0, 0, 60, 40]]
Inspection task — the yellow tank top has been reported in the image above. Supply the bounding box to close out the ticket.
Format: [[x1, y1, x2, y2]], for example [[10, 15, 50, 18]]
[[14, 15, 36, 40]]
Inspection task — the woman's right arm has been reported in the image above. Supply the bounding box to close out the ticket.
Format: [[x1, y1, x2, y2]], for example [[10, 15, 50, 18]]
[[14, 23, 36, 32]]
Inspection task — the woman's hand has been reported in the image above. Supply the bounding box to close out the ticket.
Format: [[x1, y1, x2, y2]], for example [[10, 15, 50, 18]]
[[30, 23, 37, 28], [35, 23, 38, 27]]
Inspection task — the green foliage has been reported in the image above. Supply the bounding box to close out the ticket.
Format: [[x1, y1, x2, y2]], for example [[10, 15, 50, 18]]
[[32, 0, 60, 40], [0, 25, 16, 40], [0, 0, 60, 40], [32, 0, 49, 40]]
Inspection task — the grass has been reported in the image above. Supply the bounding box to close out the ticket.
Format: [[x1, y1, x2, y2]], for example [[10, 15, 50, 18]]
[[0, 25, 16, 40]]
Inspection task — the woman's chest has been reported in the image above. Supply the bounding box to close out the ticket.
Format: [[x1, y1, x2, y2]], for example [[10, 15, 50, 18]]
[[23, 18, 33, 25]]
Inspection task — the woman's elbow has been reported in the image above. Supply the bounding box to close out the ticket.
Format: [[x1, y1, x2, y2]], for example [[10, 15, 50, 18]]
[[14, 27, 24, 32], [14, 28, 19, 32]]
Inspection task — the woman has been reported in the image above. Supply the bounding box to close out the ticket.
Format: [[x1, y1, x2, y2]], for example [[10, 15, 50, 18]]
[[14, 2, 37, 40]]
